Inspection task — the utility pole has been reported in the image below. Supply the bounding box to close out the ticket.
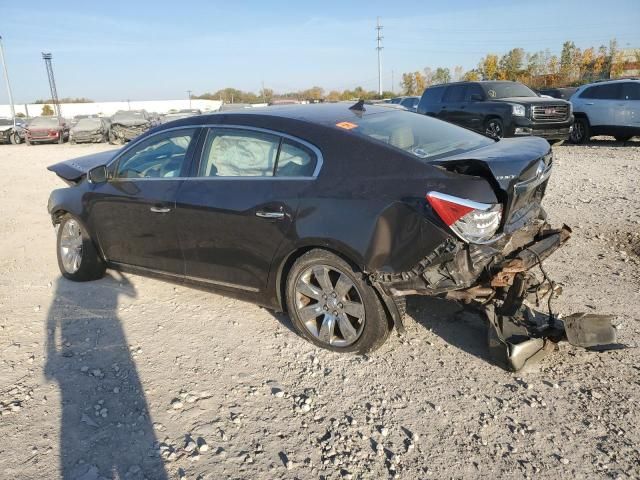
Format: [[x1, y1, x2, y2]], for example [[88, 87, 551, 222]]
[[41, 53, 61, 120], [187, 90, 192, 109], [391, 69, 394, 94], [261, 80, 265, 103], [376, 17, 383, 96], [0, 36, 16, 126]]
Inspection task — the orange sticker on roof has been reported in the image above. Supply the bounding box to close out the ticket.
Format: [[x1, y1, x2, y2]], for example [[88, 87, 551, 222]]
[[335, 121, 358, 130]]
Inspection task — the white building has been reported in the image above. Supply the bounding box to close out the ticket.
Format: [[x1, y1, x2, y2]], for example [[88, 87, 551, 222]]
[[0, 99, 223, 119]]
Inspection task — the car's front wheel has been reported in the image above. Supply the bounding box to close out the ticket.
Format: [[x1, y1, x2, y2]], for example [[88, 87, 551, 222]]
[[10, 132, 21, 144], [485, 118, 504, 139], [570, 117, 590, 144], [56, 214, 106, 281], [285, 249, 391, 354]]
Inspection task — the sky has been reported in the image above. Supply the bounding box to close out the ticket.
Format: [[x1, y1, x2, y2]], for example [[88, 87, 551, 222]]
[[1, 0, 639, 103]]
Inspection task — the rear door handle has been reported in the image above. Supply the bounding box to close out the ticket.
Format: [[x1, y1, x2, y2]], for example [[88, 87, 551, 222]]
[[150, 206, 171, 213], [256, 211, 285, 219]]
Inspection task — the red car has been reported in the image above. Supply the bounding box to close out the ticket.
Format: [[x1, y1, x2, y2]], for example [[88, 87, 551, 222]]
[[26, 116, 70, 145]]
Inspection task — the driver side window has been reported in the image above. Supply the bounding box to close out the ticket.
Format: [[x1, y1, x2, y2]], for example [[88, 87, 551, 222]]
[[115, 128, 195, 179]]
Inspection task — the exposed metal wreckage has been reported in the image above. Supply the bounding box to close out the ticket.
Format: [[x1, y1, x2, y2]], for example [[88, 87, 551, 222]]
[[371, 222, 621, 371]]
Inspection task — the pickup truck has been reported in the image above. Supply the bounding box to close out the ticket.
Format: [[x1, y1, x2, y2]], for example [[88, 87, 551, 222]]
[[417, 80, 574, 142]]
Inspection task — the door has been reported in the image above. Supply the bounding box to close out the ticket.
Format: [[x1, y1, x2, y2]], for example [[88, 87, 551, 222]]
[[175, 127, 320, 293], [578, 83, 621, 127], [463, 83, 486, 131], [90, 127, 198, 274], [620, 82, 640, 129], [440, 85, 468, 125]]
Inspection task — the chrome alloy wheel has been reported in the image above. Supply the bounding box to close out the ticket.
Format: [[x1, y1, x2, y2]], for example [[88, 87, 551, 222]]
[[294, 265, 366, 347], [59, 219, 83, 274]]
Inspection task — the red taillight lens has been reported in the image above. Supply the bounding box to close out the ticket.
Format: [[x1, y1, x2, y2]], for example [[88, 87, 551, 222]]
[[49, 130, 59, 136], [425, 194, 474, 226], [426, 191, 502, 244]]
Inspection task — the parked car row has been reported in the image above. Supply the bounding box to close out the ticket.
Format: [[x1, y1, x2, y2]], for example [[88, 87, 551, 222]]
[[407, 78, 639, 144]]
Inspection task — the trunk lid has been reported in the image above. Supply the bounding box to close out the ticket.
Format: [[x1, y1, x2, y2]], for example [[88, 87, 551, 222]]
[[432, 136, 552, 232], [47, 150, 119, 182]]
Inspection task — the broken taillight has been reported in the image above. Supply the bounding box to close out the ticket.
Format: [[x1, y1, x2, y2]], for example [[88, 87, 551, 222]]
[[426, 191, 502, 244]]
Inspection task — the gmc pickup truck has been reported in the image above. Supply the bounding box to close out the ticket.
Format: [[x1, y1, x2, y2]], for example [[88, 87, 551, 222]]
[[417, 80, 574, 142]]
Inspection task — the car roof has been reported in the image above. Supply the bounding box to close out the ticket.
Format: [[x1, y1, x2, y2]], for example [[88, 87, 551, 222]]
[[579, 78, 639, 88], [168, 102, 402, 128]]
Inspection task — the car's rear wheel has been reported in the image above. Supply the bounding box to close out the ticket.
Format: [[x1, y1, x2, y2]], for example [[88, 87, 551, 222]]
[[615, 136, 632, 142], [485, 118, 504, 139], [570, 117, 590, 144], [285, 249, 391, 354], [56, 214, 106, 281]]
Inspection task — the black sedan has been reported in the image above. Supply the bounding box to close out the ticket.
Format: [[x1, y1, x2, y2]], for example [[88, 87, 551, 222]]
[[47, 103, 614, 368]]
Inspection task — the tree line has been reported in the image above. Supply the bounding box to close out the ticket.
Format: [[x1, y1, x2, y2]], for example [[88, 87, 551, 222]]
[[400, 39, 637, 95]]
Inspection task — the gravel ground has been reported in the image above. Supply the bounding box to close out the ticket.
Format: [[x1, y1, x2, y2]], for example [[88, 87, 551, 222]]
[[0, 138, 638, 480]]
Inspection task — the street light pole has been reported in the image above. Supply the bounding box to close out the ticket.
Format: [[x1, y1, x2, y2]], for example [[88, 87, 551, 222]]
[[187, 90, 192, 109], [0, 35, 16, 127]]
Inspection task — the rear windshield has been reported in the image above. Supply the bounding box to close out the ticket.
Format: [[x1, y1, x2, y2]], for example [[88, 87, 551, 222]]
[[29, 117, 59, 127], [483, 82, 537, 99], [348, 110, 494, 161]]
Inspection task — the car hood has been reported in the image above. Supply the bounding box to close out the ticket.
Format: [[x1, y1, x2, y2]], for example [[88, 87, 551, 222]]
[[111, 118, 149, 127], [47, 150, 119, 181], [494, 96, 570, 106], [71, 125, 102, 134]]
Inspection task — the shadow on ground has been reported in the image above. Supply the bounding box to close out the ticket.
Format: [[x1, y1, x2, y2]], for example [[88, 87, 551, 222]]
[[45, 272, 168, 480], [407, 296, 495, 366]]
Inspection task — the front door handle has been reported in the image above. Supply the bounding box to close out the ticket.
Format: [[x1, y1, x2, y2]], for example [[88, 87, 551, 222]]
[[256, 211, 285, 219], [150, 206, 171, 213]]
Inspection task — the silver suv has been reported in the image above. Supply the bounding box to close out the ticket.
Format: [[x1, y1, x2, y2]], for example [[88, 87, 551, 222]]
[[570, 79, 640, 143]]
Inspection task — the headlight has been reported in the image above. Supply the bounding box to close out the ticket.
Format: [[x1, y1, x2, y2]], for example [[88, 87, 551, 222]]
[[512, 104, 526, 117]]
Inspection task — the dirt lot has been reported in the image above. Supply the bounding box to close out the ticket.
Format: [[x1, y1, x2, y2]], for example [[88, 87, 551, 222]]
[[0, 139, 638, 480]]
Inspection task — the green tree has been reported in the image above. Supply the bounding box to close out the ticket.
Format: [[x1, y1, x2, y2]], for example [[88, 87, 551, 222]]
[[41, 104, 54, 116], [432, 67, 451, 85], [499, 48, 525, 80]]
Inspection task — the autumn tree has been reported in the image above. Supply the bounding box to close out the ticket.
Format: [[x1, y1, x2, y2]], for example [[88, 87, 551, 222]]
[[462, 70, 481, 81], [326, 90, 341, 102], [478, 54, 499, 80], [41, 104, 54, 116]]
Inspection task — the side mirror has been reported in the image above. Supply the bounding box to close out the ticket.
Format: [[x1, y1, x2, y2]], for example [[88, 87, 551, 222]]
[[470, 94, 484, 101], [88, 165, 108, 184]]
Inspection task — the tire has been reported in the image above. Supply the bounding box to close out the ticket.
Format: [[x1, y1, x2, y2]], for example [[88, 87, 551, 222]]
[[108, 131, 118, 145], [56, 214, 106, 282], [70, 138, 76, 145], [285, 249, 391, 354], [9, 132, 21, 144], [485, 118, 504, 139], [615, 136, 632, 142], [570, 117, 590, 144]]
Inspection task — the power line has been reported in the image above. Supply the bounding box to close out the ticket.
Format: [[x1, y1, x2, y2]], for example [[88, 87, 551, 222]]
[[376, 17, 383, 95]]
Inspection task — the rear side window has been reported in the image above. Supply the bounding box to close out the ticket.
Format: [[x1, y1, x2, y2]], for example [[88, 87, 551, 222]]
[[198, 128, 318, 178], [621, 82, 640, 100], [276, 140, 317, 177], [442, 85, 467, 103], [421, 86, 445, 103], [580, 84, 620, 100], [199, 129, 279, 177]]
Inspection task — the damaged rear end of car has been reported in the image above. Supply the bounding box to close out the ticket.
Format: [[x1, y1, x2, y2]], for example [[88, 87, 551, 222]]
[[352, 114, 617, 371]]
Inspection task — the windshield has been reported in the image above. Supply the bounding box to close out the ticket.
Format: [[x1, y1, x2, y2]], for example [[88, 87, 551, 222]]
[[75, 118, 102, 129], [350, 110, 494, 161], [483, 82, 537, 99], [0, 118, 13, 126], [29, 117, 59, 127]]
